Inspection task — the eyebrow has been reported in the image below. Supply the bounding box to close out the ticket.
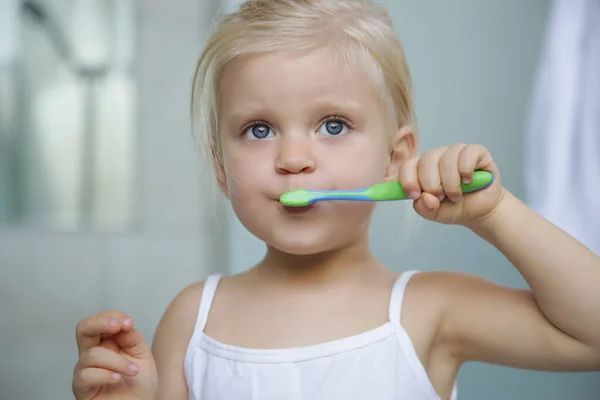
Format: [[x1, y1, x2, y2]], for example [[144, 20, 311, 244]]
[[309, 98, 364, 114], [225, 98, 365, 128]]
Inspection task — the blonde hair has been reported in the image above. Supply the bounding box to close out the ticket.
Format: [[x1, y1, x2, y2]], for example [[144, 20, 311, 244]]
[[191, 0, 415, 176]]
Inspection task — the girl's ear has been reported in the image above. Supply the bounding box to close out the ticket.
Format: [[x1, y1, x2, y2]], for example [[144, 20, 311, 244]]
[[385, 126, 417, 181]]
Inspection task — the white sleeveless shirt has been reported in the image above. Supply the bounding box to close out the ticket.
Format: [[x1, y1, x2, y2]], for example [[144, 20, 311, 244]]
[[184, 270, 458, 400]]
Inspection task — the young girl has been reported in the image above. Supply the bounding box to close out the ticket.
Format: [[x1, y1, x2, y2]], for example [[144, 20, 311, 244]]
[[71, 1, 600, 399]]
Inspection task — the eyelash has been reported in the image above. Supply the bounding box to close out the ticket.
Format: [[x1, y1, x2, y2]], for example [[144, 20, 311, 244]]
[[322, 115, 354, 130], [240, 120, 270, 135], [240, 114, 355, 136]]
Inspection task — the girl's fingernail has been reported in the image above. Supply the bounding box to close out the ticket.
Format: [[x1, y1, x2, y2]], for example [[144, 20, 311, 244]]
[[449, 195, 461, 202], [437, 194, 445, 202], [123, 318, 133, 327], [426, 199, 436, 210], [128, 363, 139, 374], [108, 319, 118, 328], [462, 177, 471, 184], [112, 373, 121, 381], [408, 191, 420, 199]]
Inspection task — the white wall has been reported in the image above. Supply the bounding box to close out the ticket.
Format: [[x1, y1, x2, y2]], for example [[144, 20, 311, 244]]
[[0, 1, 227, 399]]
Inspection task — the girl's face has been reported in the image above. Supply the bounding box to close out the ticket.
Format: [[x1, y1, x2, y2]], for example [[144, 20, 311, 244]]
[[217, 46, 415, 255]]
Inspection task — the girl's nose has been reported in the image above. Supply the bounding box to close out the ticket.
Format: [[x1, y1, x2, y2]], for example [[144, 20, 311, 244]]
[[275, 136, 316, 174]]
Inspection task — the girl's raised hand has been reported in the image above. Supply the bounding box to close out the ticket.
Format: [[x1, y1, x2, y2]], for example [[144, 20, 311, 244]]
[[72, 310, 158, 400], [399, 143, 505, 226]]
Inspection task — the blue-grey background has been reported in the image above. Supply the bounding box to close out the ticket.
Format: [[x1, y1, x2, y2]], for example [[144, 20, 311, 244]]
[[1, 0, 598, 399]]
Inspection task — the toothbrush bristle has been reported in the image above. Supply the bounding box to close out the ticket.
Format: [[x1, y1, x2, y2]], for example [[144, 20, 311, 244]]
[[279, 190, 311, 207]]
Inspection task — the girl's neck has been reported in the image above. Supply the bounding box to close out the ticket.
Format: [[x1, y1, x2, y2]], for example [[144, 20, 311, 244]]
[[255, 232, 383, 286]]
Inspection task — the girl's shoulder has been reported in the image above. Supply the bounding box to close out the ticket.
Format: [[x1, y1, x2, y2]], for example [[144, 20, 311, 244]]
[[154, 280, 207, 349], [397, 270, 484, 366], [151, 280, 207, 397], [400, 270, 489, 334]]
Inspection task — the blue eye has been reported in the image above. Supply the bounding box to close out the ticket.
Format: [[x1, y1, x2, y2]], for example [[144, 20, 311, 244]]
[[244, 123, 273, 139], [318, 119, 348, 136]]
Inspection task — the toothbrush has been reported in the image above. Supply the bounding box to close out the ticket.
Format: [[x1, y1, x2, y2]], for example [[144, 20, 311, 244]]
[[279, 170, 494, 207]]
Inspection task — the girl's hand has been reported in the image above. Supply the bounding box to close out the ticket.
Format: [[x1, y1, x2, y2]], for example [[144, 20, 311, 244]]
[[72, 310, 158, 400], [398, 143, 505, 226]]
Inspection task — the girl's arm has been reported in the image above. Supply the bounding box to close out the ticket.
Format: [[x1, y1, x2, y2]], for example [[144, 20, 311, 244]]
[[152, 283, 205, 399], [398, 143, 600, 370], [439, 191, 600, 369]]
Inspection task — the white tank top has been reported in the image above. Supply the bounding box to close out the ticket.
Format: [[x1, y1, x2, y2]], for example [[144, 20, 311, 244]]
[[184, 270, 458, 400]]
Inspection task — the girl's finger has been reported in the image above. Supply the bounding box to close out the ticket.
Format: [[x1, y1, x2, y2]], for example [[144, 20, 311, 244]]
[[439, 143, 466, 202], [73, 367, 122, 393], [458, 144, 491, 183], [398, 156, 421, 199], [79, 346, 139, 377], [417, 147, 447, 201], [76, 315, 123, 354], [113, 328, 153, 360], [413, 192, 440, 220]]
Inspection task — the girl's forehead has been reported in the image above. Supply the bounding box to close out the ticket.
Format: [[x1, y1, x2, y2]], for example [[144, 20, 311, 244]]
[[219, 47, 382, 107]]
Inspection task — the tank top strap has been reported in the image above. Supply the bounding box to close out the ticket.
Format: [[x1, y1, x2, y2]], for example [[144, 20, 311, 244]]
[[193, 274, 222, 333], [388, 270, 420, 325]]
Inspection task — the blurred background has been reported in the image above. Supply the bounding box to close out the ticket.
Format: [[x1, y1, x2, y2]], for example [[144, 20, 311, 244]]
[[0, 0, 598, 399]]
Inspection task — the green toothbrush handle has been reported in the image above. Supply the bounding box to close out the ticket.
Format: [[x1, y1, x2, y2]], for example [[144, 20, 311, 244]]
[[365, 170, 494, 201], [278, 170, 494, 207]]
